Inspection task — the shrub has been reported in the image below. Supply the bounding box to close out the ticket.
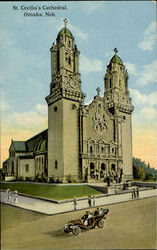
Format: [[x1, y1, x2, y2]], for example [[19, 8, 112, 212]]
[[25, 177, 32, 181], [66, 174, 73, 183], [66, 175, 78, 183], [49, 176, 55, 183], [18, 176, 24, 181]]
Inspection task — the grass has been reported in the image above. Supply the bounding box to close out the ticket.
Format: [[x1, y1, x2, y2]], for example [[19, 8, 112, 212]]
[[0, 183, 101, 200]]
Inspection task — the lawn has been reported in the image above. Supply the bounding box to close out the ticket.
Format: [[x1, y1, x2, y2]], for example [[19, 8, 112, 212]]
[[0, 183, 101, 200]]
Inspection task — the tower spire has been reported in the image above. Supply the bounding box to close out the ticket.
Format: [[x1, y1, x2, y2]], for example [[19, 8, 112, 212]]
[[63, 19, 68, 28], [114, 48, 118, 54]]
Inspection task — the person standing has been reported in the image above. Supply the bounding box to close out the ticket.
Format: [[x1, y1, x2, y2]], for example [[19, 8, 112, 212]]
[[88, 196, 92, 207], [136, 187, 140, 198], [14, 191, 18, 204], [92, 196, 95, 207], [6, 189, 10, 202], [73, 197, 77, 210], [133, 188, 136, 198]]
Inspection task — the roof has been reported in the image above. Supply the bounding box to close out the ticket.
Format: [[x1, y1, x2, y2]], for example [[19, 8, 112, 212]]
[[26, 129, 48, 152], [9, 129, 48, 153], [12, 141, 26, 152], [57, 27, 73, 40], [110, 54, 123, 65], [19, 155, 34, 159], [3, 158, 9, 164], [34, 138, 47, 153]]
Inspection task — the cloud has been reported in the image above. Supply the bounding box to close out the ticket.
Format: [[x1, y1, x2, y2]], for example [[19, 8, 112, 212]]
[[0, 96, 10, 112], [1, 103, 47, 131], [10, 111, 47, 128], [130, 89, 157, 133], [80, 55, 104, 73], [125, 62, 137, 75], [138, 21, 156, 51], [139, 107, 157, 121], [35, 104, 47, 115], [56, 20, 88, 41], [69, 23, 88, 41], [136, 60, 157, 85], [124, 60, 157, 86], [130, 89, 157, 107], [83, 2, 105, 13]]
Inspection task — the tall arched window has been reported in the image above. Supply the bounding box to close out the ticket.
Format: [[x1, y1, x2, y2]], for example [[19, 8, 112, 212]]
[[110, 79, 112, 88], [68, 56, 71, 65], [11, 161, 14, 175], [55, 160, 58, 169]]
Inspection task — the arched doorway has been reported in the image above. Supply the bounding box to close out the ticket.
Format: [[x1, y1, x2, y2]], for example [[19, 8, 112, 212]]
[[111, 163, 116, 172], [100, 163, 106, 178], [101, 163, 106, 171], [90, 162, 95, 178]]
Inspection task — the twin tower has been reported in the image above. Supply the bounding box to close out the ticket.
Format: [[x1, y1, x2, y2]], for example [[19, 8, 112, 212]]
[[46, 20, 134, 182]]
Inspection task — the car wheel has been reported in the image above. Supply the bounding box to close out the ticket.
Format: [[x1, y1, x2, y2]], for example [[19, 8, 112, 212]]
[[63, 225, 70, 233], [98, 219, 105, 228], [72, 226, 80, 236]]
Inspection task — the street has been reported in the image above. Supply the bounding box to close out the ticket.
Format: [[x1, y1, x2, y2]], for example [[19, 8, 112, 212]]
[[1, 197, 156, 249]]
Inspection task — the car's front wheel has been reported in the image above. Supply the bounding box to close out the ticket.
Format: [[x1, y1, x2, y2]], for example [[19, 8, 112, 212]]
[[72, 226, 80, 236], [98, 219, 105, 228], [63, 224, 70, 233]]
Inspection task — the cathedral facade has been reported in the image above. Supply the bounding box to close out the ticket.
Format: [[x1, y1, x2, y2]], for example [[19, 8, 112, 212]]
[[3, 21, 134, 182]]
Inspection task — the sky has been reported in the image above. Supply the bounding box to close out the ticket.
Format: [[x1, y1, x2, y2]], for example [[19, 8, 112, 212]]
[[0, 1, 157, 168]]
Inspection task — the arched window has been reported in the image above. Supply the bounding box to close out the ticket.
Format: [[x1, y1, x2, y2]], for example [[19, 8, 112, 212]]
[[101, 163, 106, 171], [111, 164, 115, 171], [110, 79, 112, 88], [68, 56, 71, 65], [90, 146, 93, 154], [11, 161, 14, 175]]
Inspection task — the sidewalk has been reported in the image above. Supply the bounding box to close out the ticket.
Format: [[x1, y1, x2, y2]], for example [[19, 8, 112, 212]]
[[1, 189, 156, 215]]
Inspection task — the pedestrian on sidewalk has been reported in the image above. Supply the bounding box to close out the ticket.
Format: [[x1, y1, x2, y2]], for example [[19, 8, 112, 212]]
[[6, 189, 10, 202], [131, 189, 134, 199], [133, 188, 136, 198], [13, 190, 18, 204], [88, 195, 92, 207], [136, 187, 140, 199], [73, 197, 77, 210], [92, 196, 95, 207]]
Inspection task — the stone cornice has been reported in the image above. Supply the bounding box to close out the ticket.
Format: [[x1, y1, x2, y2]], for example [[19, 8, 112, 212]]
[[46, 87, 83, 105], [106, 101, 134, 113]]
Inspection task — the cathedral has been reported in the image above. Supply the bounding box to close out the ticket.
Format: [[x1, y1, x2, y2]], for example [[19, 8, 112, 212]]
[[3, 20, 134, 183]]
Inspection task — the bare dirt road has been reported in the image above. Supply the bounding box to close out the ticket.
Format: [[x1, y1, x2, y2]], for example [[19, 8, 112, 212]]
[[1, 197, 156, 249]]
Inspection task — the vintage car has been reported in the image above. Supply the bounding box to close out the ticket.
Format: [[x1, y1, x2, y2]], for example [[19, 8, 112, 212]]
[[63, 208, 109, 236]]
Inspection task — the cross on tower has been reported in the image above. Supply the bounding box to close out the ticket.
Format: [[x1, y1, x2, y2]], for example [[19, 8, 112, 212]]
[[96, 87, 101, 96], [63, 19, 68, 28], [114, 48, 118, 54]]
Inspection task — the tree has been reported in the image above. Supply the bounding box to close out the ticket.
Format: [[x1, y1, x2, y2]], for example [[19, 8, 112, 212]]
[[133, 166, 145, 180]]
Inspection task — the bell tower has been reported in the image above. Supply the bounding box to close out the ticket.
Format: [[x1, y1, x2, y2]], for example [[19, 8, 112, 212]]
[[104, 49, 134, 179], [46, 20, 83, 181], [49, 19, 82, 98]]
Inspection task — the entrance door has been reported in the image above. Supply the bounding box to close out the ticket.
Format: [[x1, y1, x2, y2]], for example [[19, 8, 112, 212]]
[[90, 162, 95, 178]]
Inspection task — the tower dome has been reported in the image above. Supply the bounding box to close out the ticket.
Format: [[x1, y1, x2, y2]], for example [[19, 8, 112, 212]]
[[56, 19, 74, 42], [109, 48, 123, 65], [57, 27, 74, 40]]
